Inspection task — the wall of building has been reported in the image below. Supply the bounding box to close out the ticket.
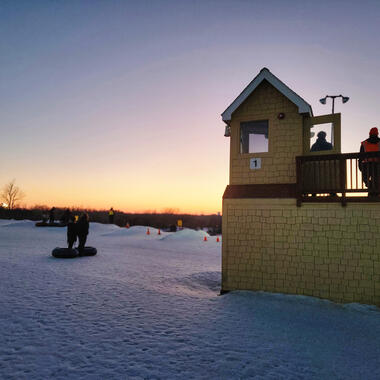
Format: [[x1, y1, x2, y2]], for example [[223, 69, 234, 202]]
[[222, 198, 380, 305], [229, 80, 304, 185]]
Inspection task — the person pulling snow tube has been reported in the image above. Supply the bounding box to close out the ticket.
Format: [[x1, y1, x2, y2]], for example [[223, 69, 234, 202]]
[[51, 246, 97, 258], [52, 247, 79, 258]]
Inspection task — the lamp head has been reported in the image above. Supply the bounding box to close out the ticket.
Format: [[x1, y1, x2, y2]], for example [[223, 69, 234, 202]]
[[342, 96, 349, 103], [319, 97, 327, 105], [224, 125, 231, 137]]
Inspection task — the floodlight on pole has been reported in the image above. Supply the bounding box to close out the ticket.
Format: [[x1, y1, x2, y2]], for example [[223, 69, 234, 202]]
[[319, 94, 349, 114]]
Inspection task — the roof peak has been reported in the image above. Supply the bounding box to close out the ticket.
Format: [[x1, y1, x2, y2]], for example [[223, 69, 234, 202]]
[[221, 69, 313, 122]]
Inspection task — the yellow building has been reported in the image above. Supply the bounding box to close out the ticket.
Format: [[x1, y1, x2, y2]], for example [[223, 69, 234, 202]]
[[221, 68, 380, 305]]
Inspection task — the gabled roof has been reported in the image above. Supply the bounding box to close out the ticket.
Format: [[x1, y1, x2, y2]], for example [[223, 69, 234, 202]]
[[221, 67, 313, 122]]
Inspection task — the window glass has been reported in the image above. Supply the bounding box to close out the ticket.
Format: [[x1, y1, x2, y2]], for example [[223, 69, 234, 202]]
[[310, 123, 334, 152], [240, 120, 268, 153]]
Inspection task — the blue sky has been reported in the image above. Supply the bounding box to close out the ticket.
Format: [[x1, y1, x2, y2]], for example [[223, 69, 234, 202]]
[[1, 0, 380, 212]]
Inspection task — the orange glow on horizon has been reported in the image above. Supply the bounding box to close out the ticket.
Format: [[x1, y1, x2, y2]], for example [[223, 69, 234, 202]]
[[21, 180, 225, 215]]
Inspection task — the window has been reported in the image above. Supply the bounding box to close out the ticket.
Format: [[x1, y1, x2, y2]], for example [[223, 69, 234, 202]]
[[240, 120, 268, 153], [310, 123, 334, 152]]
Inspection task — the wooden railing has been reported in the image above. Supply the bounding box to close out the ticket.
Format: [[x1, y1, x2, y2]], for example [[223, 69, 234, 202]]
[[296, 152, 380, 206]]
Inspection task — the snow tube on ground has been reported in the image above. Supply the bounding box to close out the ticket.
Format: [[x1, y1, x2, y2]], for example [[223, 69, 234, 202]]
[[36, 222, 66, 227], [78, 246, 97, 256], [52, 247, 79, 258]]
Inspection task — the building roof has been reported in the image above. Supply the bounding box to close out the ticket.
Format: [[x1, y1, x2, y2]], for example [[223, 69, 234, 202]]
[[221, 67, 313, 122]]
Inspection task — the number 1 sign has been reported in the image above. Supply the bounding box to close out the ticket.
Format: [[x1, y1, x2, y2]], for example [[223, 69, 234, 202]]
[[250, 158, 261, 170]]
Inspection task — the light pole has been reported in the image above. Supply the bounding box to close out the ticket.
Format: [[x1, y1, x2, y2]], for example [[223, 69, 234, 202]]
[[319, 95, 349, 114]]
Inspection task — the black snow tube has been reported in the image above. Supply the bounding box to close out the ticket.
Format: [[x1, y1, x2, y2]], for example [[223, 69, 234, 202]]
[[78, 247, 97, 256], [36, 222, 66, 227], [52, 247, 79, 258]]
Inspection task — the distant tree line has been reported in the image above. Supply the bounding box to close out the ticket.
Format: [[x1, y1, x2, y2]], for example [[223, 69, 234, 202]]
[[0, 180, 222, 233], [0, 206, 222, 234]]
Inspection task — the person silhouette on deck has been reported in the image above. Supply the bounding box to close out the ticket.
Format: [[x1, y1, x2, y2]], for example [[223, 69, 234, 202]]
[[310, 131, 333, 152]]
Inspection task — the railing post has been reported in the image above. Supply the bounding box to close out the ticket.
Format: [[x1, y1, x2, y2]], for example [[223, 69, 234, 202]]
[[296, 156, 302, 207], [340, 155, 347, 206]]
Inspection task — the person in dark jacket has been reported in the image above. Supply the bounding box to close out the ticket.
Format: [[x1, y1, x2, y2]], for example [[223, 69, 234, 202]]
[[42, 212, 48, 223], [359, 127, 380, 196], [67, 215, 77, 249], [49, 207, 55, 224], [310, 131, 333, 152], [60, 208, 72, 225], [76, 213, 89, 252]]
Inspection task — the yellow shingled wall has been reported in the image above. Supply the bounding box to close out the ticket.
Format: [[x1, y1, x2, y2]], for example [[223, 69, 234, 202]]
[[222, 198, 380, 305]]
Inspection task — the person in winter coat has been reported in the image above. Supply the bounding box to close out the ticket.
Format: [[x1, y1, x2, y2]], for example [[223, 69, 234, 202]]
[[67, 215, 77, 249], [49, 207, 55, 224], [310, 131, 333, 152], [108, 207, 114, 224], [60, 208, 72, 225], [42, 212, 48, 223], [76, 213, 89, 252], [359, 127, 380, 196]]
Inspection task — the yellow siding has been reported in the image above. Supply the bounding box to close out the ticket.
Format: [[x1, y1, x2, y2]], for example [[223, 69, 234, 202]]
[[222, 199, 380, 305]]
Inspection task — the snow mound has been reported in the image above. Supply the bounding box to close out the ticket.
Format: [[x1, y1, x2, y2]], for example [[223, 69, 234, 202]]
[[0, 219, 15, 226], [0, 220, 35, 228], [101, 225, 161, 237], [160, 228, 209, 241], [89, 222, 121, 234]]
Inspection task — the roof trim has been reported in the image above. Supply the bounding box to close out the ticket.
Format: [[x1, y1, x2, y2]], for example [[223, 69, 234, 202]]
[[221, 68, 313, 122]]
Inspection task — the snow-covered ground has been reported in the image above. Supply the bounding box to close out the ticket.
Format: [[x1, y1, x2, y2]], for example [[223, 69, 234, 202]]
[[1, 220, 380, 379]]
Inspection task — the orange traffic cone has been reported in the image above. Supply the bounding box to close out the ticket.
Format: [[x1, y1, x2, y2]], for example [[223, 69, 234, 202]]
[[158, 229, 161, 235], [204, 236, 208, 242], [216, 236, 220, 242], [146, 228, 150, 235]]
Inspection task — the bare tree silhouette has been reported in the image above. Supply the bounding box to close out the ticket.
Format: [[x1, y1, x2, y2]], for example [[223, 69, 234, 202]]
[[1, 179, 25, 209]]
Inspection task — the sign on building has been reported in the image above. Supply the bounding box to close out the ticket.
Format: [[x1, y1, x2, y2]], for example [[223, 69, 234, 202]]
[[250, 158, 261, 170]]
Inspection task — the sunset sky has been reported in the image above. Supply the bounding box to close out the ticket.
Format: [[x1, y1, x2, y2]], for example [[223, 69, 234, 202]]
[[1, 0, 380, 214]]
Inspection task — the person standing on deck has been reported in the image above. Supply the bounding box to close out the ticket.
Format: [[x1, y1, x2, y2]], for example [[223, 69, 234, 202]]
[[310, 131, 333, 152], [359, 127, 380, 196]]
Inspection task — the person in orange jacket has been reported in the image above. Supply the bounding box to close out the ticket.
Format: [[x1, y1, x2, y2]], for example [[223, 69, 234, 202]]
[[360, 127, 380, 196]]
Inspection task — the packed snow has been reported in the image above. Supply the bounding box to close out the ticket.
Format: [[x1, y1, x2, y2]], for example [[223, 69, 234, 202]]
[[1, 220, 380, 379]]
